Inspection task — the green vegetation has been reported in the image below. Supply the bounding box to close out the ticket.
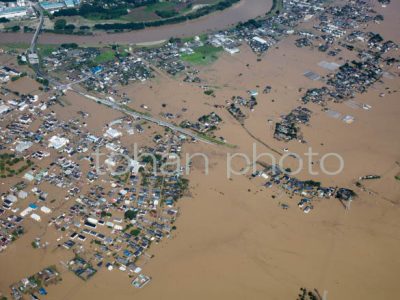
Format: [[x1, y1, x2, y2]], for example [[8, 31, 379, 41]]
[[204, 89, 215, 96], [113, 172, 130, 183], [11, 227, 24, 239], [303, 180, 321, 187], [2, 42, 30, 50], [266, 0, 284, 17], [54, 19, 67, 30], [141, 173, 150, 186], [197, 133, 236, 148], [38, 44, 57, 57], [0, 153, 34, 178], [144, 2, 181, 19], [124, 210, 137, 220], [94, 0, 240, 31], [123, 223, 133, 232], [141, 154, 162, 165], [60, 43, 79, 49], [155, 9, 179, 18], [10, 72, 27, 82], [181, 45, 222, 65], [53, 3, 133, 20], [93, 50, 116, 64], [101, 211, 112, 218], [0, 17, 10, 23], [177, 177, 189, 193], [52, 18, 75, 33], [23, 26, 34, 33], [5, 25, 20, 32], [121, 104, 152, 117], [130, 229, 141, 236], [145, 1, 176, 13], [395, 175, 400, 181], [36, 77, 49, 86]]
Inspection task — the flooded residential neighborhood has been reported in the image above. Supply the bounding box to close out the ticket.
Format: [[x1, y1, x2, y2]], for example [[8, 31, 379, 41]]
[[0, 0, 399, 300]]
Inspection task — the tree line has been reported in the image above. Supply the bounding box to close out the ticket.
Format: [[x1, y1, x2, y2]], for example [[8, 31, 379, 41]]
[[92, 0, 240, 31]]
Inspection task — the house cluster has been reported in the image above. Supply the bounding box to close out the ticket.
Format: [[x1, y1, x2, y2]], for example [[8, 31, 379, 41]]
[[0, 67, 193, 290], [0, 66, 22, 83], [235, 94, 259, 110], [10, 266, 61, 300], [225, 92, 260, 123], [84, 56, 152, 93], [327, 59, 384, 100], [137, 43, 187, 76], [180, 112, 222, 133], [301, 87, 330, 105], [209, 33, 241, 55], [294, 0, 398, 57], [233, 0, 326, 54], [45, 135, 188, 286], [274, 106, 311, 142], [226, 102, 246, 123], [0, 203, 24, 252], [42, 46, 153, 94], [271, 0, 398, 142], [1, 92, 63, 166], [0, 91, 47, 122], [67, 256, 97, 281], [252, 163, 355, 213]]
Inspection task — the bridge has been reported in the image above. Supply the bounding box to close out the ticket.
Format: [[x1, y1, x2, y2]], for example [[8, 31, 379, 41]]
[[29, 2, 44, 54]]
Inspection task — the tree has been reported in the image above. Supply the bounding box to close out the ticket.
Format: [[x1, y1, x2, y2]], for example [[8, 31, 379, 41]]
[[54, 19, 67, 30], [9, 25, 20, 32], [124, 210, 137, 220], [0, 17, 10, 23]]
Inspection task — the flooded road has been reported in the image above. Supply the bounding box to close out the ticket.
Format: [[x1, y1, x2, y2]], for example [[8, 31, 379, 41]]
[[0, 0, 272, 45]]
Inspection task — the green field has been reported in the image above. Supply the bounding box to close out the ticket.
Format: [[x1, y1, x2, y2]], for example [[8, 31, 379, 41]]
[[181, 45, 222, 65], [144, 2, 177, 13], [1, 42, 30, 50], [267, 0, 284, 17], [93, 50, 116, 64], [37, 44, 58, 57], [121, 1, 189, 22]]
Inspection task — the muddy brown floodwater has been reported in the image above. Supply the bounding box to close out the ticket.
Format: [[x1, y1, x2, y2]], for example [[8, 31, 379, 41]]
[[0, 0, 272, 45]]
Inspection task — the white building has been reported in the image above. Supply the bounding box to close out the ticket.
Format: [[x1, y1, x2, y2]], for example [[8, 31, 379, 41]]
[[0, 6, 28, 19], [130, 159, 143, 175], [30, 213, 41, 222], [105, 127, 122, 139], [0, 104, 10, 114], [252, 36, 268, 45], [40, 206, 51, 214], [0, 73, 10, 82], [15, 141, 33, 152], [224, 47, 240, 55], [48, 135, 69, 149], [18, 190, 28, 199]]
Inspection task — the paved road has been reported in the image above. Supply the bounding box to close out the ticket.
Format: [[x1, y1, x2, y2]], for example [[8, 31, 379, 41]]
[[26, 6, 218, 146], [29, 2, 44, 54], [73, 90, 215, 145]]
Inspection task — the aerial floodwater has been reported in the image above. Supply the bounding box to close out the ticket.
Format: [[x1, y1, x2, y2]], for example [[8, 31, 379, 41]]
[[1, 0, 400, 299], [0, 0, 272, 45]]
